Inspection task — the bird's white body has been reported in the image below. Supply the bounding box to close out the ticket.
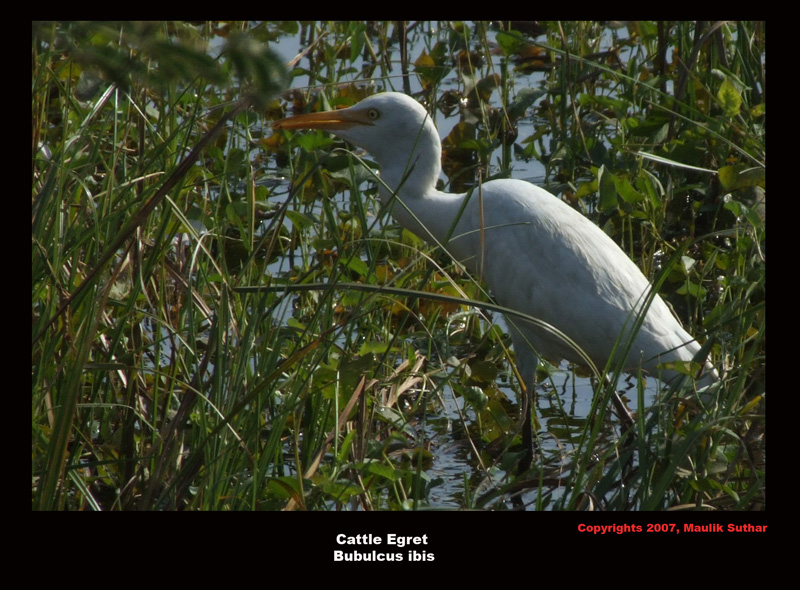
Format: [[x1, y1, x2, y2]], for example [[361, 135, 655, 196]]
[[274, 92, 716, 393]]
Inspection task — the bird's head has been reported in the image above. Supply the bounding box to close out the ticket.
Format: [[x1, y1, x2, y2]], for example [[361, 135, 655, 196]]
[[273, 92, 439, 173]]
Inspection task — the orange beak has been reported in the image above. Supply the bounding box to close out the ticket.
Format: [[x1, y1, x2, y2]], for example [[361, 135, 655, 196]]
[[272, 106, 374, 131]]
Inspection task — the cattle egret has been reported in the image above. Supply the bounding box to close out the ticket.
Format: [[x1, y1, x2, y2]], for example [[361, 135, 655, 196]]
[[273, 91, 717, 474]]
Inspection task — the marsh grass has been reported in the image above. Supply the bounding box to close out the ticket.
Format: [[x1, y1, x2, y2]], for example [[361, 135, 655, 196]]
[[32, 21, 764, 511]]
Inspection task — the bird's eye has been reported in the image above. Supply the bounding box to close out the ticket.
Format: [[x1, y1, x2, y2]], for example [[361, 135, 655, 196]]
[[367, 108, 380, 120]]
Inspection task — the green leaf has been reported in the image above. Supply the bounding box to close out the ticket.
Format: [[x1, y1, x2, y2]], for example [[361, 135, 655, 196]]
[[717, 76, 742, 118], [718, 164, 765, 191], [507, 88, 546, 120], [348, 22, 366, 62], [597, 165, 618, 212], [365, 461, 401, 481], [341, 256, 371, 280], [495, 30, 526, 56], [358, 341, 392, 355], [463, 386, 488, 411], [413, 42, 450, 88], [676, 280, 707, 299], [614, 176, 646, 205], [285, 209, 316, 230]]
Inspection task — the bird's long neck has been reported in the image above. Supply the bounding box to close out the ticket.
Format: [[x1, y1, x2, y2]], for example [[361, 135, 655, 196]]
[[372, 122, 467, 250]]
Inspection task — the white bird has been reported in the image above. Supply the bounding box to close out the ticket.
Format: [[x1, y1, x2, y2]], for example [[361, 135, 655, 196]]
[[273, 91, 717, 471]]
